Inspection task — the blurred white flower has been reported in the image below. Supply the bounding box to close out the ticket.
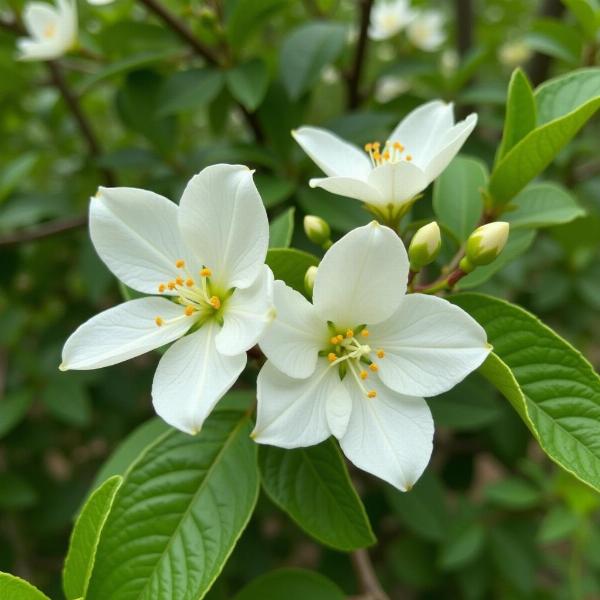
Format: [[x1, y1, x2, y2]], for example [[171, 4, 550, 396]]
[[440, 49, 458, 76], [321, 65, 341, 85], [17, 0, 77, 61], [88, 0, 115, 5], [407, 10, 445, 52], [498, 40, 532, 67], [374, 75, 409, 103], [369, 0, 415, 41]]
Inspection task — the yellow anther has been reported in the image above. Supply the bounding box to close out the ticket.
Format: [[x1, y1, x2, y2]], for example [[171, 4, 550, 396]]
[[209, 296, 221, 309], [200, 268, 212, 277], [346, 329, 354, 338], [367, 390, 377, 398], [406, 154, 413, 161], [372, 142, 380, 149], [155, 316, 164, 327], [327, 352, 337, 362], [184, 306, 195, 316], [373, 151, 381, 161], [158, 283, 166, 293], [377, 349, 385, 359], [393, 142, 404, 151], [360, 370, 368, 380], [336, 334, 344, 343], [383, 151, 390, 161], [361, 329, 370, 337], [167, 281, 176, 290], [364, 143, 372, 152], [44, 23, 56, 38], [185, 278, 194, 287], [330, 336, 339, 345], [175, 276, 184, 286], [175, 259, 185, 268], [370, 363, 379, 372]]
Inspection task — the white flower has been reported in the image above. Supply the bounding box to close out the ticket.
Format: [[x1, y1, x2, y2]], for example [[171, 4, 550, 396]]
[[60, 164, 274, 434], [88, 0, 114, 5], [17, 0, 77, 62], [292, 100, 477, 219], [407, 10, 445, 52], [374, 75, 410, 103], [253, 222, 490, 491], [369, 0, 416, 41], [498, 40, 532, 67]]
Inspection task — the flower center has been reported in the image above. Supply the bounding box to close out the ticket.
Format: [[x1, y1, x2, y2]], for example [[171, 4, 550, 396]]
[[43, 22, 57, 38], [364, 141, 412, 168], [153, 260, 226, 328], [322, 325, 386, 399]]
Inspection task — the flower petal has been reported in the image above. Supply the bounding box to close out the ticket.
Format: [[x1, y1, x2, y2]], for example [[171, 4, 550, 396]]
[[424, 114, 477, 181], [388, 100, 455, 167], [90, 187, 191, 295], [23, 2, 57, 39], [340, 381, 433, 491], [152, 321, 246, 434], [293, 126, 371, 179], [309, 176, 383, 205], [367, 162, 429, 205], [259, 280, 327, 379], [60, 297, 193, 371], [369, 294, 489, 397], [313, 222, 408, 327], [178, 164, 269, 290], [216, 265, 275, 356], [253, 360, 348, 448]]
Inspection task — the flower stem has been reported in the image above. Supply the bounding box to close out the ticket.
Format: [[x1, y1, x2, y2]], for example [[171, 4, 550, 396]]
[[350, 548, 390, 600], [346, 0, 374, 109]]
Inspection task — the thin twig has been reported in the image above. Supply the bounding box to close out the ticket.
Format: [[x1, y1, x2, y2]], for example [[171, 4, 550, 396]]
[[0, 214, 87, 246], [350, 549, 390, 600], [347, 0, 374, 109], [454, 0, 473, 58]]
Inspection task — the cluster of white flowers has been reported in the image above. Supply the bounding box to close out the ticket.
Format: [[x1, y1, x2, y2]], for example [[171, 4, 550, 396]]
[[61, 100, 494, 491], [369, 0, 446, 52]]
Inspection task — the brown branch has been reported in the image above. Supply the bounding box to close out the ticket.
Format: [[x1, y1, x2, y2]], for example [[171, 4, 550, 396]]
[[347, 0, 374, 109], [0, 214, 87, 246], [454, 0, 473, 58], [351, 549, 390, 600]]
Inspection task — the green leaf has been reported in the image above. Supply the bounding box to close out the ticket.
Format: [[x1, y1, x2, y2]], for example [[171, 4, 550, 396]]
[[450, 293, 600, 493], [489, 68, 600, 205], [226, 59, 269, 111], [563, 0, 599, 39], [86, 411, 259, 600], [280, 22, 346, 100], [0, 153, 38, 204], [538, 505, 579, 543], [458, 229, 536, 289], [233, 568, 345, 600], [496, 69, 536, 163], [0, 474, 37, 510], [439, 520, 485, 571], [226, 0, 289, 50], [42, 378, 92, 427], [158, 68, 224, 116], [63, 476, 123, 600], [432, 155, 487, 242], [525, 18, 583, 63], [505, 182, 585, 229], [385, 471, 447, 541], [266, 248, 319, 294], [0, 391, 32, 439], [269, 207, 295, 248], [0, 572, 50, 599], [255, 174, 295, 209], [259, 440, 376, 551], [484, 478, 542, 509]]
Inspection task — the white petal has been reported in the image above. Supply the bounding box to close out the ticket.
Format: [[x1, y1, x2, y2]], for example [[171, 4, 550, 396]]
[[23, 2, 58, 38], [424, 114, 477, 181], [326, 385, 352, 439], [369, 294, 489, 397], [56, 0, 77, 47], [340, 380, 433, 491], [89, 187, 192, 295], [152, 322, 246, 434], [17, 38, 62, 61], [178, 164, 268, 290], [388, 100, 455, 166], [259, 280, 326, 379], [367, 162, 429, 205], [60, 297, 193, 371], [216, 265, 275, 356], [313, 222, 408, 327], [309, 176, 383, 205], [293, 127, 372, 179], [253, 360, 348, 448]]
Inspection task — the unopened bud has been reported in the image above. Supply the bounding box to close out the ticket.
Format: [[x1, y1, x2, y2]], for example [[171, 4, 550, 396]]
[[304, 266, 318, 296], [463, 222, 510, 270], [304, 215, 331, 247], [409, 222, 441, 271]]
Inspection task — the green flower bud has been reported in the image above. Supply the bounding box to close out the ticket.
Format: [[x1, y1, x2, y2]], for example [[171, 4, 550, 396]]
[[304, 265, 318, 296], [465, 222, 510, 267], [408, 222, 441, 271], [304, 215, 331, 247]]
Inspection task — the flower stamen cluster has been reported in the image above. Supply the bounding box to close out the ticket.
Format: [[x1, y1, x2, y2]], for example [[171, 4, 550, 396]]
[[364, 140, 412, 167]]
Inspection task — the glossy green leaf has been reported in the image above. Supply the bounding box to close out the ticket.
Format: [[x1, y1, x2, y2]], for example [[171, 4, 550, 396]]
[[432, 155, 487, 242], [226, 59, 269, 111], [233, 568, 345, 600], [259, 440, 376, 551], [266, 248, 319, 294], [86, 411, 259, 600], [0, 572, 50, 599], [158, 68, 224, 116], [269, 207, 295, 248], [489, 68, 600, 204], [450, 293, 600, 493], [63, 476, 123, 600], [496, 68, 536, 162], [226, 0, 289, 50], [280, 22, 346, 100], [563, 0, 599, 39], [505, 182, 585, 229], [525, 18, 583, 63]]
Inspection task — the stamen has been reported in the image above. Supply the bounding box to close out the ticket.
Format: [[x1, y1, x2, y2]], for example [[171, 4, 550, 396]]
[[200, 268, 212, 277], [360, 370, 368, 380], [184, 306, 196, 316], [175, 259, 185, 268], [185, 278, 194, 287], [330, 336, 340, 345], [327, 352, 337, 362], [167, 281, 176, 290], [155, 317, 164, 327], [346, 329, 354, 338], [336, 334, 344, 343], [369, 363, 379, 372], [377, 349, 385, 359], [158, 283, 166, 293], [367, 390, 377, 398], [175, 277, 184, 286], [361, 329, 370, 337], [209, 296, 221, 309], [406, 154, 413, 161]]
